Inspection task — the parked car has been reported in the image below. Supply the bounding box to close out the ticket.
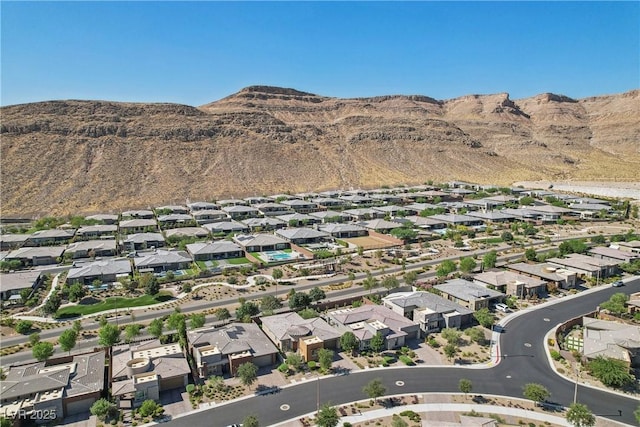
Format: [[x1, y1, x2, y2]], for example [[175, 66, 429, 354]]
[[612, 280, 624, 287], [493, 303, 510, 313]]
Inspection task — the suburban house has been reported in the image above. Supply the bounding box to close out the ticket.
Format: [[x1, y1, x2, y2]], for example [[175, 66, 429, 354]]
[[121, 233, 166, 252], [65, 240, 117, 259], [582, 317, 640, 367], [526, 205, 575, 222], [84, 214, 119, 224], [66, 259, 132, 285], [133, 250, 192, 273], [311, 198, 348, 209], [75, 224, 118, 240], [192, 209, 229, 225], [357, 219, 403, 233], [221, 205, 259, 220], [260, 312, 341, 360], [319, 223, 369, 239], [569, 203, 613, 218], [281, 199, 319, 213], [0, 234, 29, 251], [369, 193, 403, 205], [276, 213, 320, 226], [118, 219, 158, 235], [121, 210, 155, 219], [547, 254, 619, 279], [402, 216, 448, 231], [155, 205, 189, 215], [589, 246, 640, 263], [163, 227, 210, 240], [309, 210, 351, 223], [245, 196, 273, 205], [473, 270, 547, 299], [373, 205, 416, 217], [217, 199, 250, 207], [275, 228, 331, 245], [428, 214, 484, 228], [506, 262, 577, 289], [342, 208, 384, 221], [617, 240, 640, 255], [382, 291, 474, 334], [466, 210, 516, 223], [0, 351, 105, 422], [187, 202, 219, 212], [255, 202, 293, 217], [433, 279, 503, 311], [187, 323, 279, 378], [186, 241, 244, 261], [241, 217, 287, 232], [233, 234, 291, 253], [5, 246, 66, 267], [111, 340, 190, 408], [338, 194, 374, 206], [25, 229, 76, 247], [326, 305, 420, 351], [500, 208, 542, 222], [202, 220, 250, 235], [156, 214, 196, 229], [0, 270, 43, 302]]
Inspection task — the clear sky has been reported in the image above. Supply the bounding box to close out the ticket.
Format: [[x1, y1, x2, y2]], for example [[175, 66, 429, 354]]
[[1, 1, 638, 106]]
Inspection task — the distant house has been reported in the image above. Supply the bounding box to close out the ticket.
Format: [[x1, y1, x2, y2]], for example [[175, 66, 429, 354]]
[[0, 270, 43, 302], [84, 214, 119, 225], [155, 205, 189, 215], [617, 240, 640, 255], [589, 246, 640, 263], [326, 305, 420, 351], [75, 224, 118, 240], [192, 209, 229, 225], [25, 229, 76, 247], [0, 234, 30, 251], [157, 213, 196, 229], [111, 340, 190, 408], [342, 208, 384, 221], [382, 291, 474, 334], [186, 241, 244, 261], [582, 317, 640, 367], [466, 210, 516, 223], [547, 253, 619, 279], [65, 239, 117, 259], [276, 213, 320, 226], [309, 210, 351, 223], [356, 219, 403, 233], [187, 323, 279, 378], [434, 279, 503, 311], [280, 199, 319, 213], [67, 259, 132, 285], [506, 262, 577, 289], [202, 220, 250, 235], [119, 218, 158, 235], [221, 205, 259, 220], [233, 234, 290, 253], [338, 194, 374, 206], [121, 210, 154, 219], [260, 312, 341, 360], [255, 202, 293, 217], [164, 227, 210, 240], [5, 246, 66, 266], [241, 217, 287, 232], [121, 233, 165, 252], [372, 205, 414, 217], [0, 351, 105, 421], [428, 214, 484, 228], [187, 201, 219, 212], [473, 270, 546, 299], [311, 198, 348, 209], [133, 250, 192, 273], [527, 205, 575, 222], [401, 216, 447, 231], [275, 228, 331, 245], [318, 223, 369, 239]]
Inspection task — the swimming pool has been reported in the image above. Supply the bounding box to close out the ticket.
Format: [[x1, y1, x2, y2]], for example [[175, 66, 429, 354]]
[[264, 251, 297, 262]]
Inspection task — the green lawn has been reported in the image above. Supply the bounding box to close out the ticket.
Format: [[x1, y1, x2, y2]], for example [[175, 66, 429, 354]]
[[226, 257, 251, 265], [55, 292, 173, 318], [196, 260, 219, 270], [475, 237, 504, 244]]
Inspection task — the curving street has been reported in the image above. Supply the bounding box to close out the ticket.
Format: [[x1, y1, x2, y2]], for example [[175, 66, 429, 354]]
[[166, 277, 640, 427]]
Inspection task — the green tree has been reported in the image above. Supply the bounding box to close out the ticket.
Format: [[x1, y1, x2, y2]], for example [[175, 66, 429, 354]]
[[15, 320, 33, 334], [362, 378, 386, 404], [443, 343, 458, 361], [459, 257, 477, 274], [214, 307, 231, 320], [458, 378, 472, 399], [465, 327, 487, 345], [141, 273, 160, 295], [59, 329, 78, 354], [524, 248, 537, 261], [148, 318, 164, 339], [436, 260, 457, 277], [189, 313, 206, 329], [243, 414, 259, 427], [167, 312, 187, 335], [286, 352, 304, 370], [381, 276, 400, 291], [98, 323, 121, 348], [501, 231, 514, 242], [483, 250, 497, 269], [519, 196, 535, 206], [635, 405, 640, 424], [522, 383, 550, 406], [90, 398, 117, 421], [309, 286, 326, 302], [236, 362, 258, 387], [315, 403, 339, 427], [139, 399, 162, 418], [19, 287, 33, 302], [318, 348, 334, 372], [124, 324, 142, 343], [566, 402, 596, 427], [29, 332, 41, 346], [298, 307, 320, 319], [369, 332, 385, 353], [441, 328, 462, 345], [587, 356, 634, 387], [390, 226, 418, 242], [68, 283, 87, 301], [559, 239, 588, 256], [362, 272, 379, 294], [288, 291, 312, 310], [600, 293, 628, 314], [0, 418, 9, 427], [473, 308, 496, 329], [590, 235, 606, 244], [42, 292, 62, 315], [72, 319, 83, 333], [236, 299, 260, 321], [403, 271, 418, 287], [357, 246, 364, 256], [32, 341, 54, 361], [340, 331, 359, 355], [272, 268, 283, 281], [391, 414, 409, 427]]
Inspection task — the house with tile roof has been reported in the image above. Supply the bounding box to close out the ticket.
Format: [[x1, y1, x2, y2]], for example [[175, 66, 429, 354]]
[[186, 241, 244, 262], [120, 233, 165, 252], [318, 223, 369, 239], [0, 270, 44, 302], [25, 229, 76, 247], [275, 228, 331, 245], [434, 279, 503, 311], [473, 270, 546, 299], [233, 234, 291, 253], [506, 262, 577, 289], [67, 259, 132, 285], [75, 224, 118, 240], [65, 239, 117, 259], [133, 250, 192, 273], [5, 246, 66, 267], [582, 318, 640, 367]]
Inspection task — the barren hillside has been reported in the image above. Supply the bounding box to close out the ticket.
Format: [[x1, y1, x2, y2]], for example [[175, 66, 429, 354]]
[[1, 86, 638, 216]]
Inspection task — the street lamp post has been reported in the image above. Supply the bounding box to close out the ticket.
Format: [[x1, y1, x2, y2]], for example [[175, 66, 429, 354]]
[[573, 362, 581, 404]]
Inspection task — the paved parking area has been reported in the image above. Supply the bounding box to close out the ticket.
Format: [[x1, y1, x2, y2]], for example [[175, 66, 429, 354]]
[[160, 389, 191, 419]]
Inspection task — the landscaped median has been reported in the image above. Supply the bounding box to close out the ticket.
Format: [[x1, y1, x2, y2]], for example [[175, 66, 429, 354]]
[[54, 292, 173, 319]]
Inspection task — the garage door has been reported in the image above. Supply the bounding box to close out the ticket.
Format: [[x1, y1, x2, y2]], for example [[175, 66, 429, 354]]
[[66, 398, 96, 416], [160, 375, 186, 391]]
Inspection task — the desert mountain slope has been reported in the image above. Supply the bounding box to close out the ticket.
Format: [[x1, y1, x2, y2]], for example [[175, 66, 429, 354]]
[[1, 86, 638, 216]]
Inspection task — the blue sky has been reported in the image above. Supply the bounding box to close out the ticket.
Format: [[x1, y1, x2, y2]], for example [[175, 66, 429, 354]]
[[1, 1, 638, 106]]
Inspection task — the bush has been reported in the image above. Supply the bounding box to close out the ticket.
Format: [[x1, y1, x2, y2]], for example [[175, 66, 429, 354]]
[[278, 363, 289, 373], [399, 355, 414, 366], [550, 350, 562, 361], [186, 384, 195, 394], [427, 337, 440, 348], [308, 361, 317, 370], [15, 320, 33, 334]]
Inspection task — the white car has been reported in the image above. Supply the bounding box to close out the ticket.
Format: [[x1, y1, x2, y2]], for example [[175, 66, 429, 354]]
[[494, 303, 510, 313]]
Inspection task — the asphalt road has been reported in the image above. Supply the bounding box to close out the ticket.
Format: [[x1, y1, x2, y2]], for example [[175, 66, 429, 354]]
[[166, 276, 640, 427]]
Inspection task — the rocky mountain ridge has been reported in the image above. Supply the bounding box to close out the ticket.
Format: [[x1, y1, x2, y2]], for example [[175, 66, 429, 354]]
[[1, 86, 638, 216]]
